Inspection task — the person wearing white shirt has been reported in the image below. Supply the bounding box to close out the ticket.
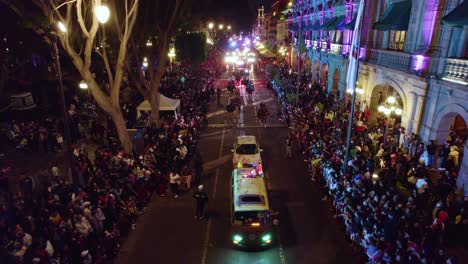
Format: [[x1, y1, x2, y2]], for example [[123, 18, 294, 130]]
[[416, 177, 428, 194], [169, 171, 181, 198]]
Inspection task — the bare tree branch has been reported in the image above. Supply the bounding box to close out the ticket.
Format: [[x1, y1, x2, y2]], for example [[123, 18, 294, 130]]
[[54, 0, 76, 10], [83, 0, 99, 69], [76, 0, 90, 38], [111, 0, 138, 104]]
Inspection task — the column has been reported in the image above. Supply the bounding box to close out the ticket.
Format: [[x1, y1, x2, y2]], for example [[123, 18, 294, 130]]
[[456, 141, 468, 196], [405, 0, 426, 53], [415, 93, 427, 134], [406, 92, 419, 133]]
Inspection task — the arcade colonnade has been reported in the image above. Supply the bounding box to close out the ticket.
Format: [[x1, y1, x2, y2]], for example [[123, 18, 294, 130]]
[[303, 51, 468, 193]]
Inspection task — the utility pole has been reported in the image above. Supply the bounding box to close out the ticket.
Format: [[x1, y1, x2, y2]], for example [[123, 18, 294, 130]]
[[53, 39, 74, 183], [343, 0, 365, 176]]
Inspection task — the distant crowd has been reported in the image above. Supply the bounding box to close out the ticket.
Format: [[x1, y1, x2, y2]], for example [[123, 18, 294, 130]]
[[0, 46, 223, 263], [267, 61, 466, 264]]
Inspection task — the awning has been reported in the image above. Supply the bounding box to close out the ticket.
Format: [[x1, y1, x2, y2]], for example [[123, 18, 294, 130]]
[[441, 0, 468, 27], [320, 17, 339, 30], [255, 46, 277, 58], [281, 8, 293, 15], [343, 16, 356, 30], [311, 21, 321, 31], [373, 0, 412, 31], [137, 93, 181, 118], [321, 16, 345, 30]]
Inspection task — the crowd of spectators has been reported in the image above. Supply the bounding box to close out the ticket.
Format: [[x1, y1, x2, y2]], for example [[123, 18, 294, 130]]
[[0, 46, 222, 263], [267, 61, 467, 263]]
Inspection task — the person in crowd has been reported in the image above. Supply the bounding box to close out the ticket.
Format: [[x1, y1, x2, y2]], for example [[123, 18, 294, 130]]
[[169, 169, 181, 198], [265, 60, 465, 263], [0, 46, 223, 262], [193, 185, 208, 219]]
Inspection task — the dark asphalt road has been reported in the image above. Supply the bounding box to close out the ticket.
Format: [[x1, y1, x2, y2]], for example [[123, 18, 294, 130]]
[[116, 72, 359, 264]]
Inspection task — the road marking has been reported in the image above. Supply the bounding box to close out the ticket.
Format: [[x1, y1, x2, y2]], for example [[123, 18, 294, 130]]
[[278, 233, 287, 264], [202, 155, 231, 172], [200, 130, 225, 138], [206, 110, 227, 118], [201, 126, 225, 264], [239, 105, 244, 127], [252, 97, 274, 105]]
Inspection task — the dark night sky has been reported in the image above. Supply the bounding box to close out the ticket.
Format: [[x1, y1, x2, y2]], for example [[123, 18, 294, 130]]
[[198, 0, 273, 32]]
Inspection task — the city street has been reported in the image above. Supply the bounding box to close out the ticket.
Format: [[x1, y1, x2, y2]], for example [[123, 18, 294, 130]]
[[2, 0, 467, 263], [116, 72, 358, 264]]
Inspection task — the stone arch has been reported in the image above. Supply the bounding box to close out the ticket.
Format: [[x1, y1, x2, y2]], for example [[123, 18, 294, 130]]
[[370, 78, 408, 114], [368, 83, 406, 127], [320, 62, 329, 88], [312, 59, 320, 83], [433, 104, 468, 144], [332, 68, 340, 95], [305, 57, 312, 75]]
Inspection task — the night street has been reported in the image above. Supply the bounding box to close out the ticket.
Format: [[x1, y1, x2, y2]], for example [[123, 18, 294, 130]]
[[1, 0, 467, 263], [116, 73, 357, 264]]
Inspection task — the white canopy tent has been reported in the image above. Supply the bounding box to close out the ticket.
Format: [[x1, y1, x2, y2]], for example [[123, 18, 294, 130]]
[[137, 93, 181, 118]]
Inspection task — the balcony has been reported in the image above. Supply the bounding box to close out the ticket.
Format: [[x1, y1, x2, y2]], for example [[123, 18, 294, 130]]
[[442, 58, 468, 85], [321, 41, 327, 51], [312, 40, 319, 48], [330, 43, 348, 55], [368, 49, 412, 72]]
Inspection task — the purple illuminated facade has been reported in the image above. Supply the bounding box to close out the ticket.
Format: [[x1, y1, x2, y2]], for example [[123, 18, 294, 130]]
[[288, 0, 468, 193]]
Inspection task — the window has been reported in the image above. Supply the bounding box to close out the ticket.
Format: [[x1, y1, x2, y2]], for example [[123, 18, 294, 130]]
[[388, 30, 406, 51], [235, 144, 259, 154], [240, 195, 264, 204], [233, 210, 269, 226]]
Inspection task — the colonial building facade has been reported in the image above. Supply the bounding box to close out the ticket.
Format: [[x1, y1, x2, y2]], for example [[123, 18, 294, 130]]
[[289, 0, 468, 190]]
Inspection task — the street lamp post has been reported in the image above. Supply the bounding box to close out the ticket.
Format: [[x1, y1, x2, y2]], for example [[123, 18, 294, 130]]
[[54, 22, 74, 182], [79, 80, 90, 97], [378, 96, 402, 145], [52, 7, 109, 183], [168, 47, 176, 70]]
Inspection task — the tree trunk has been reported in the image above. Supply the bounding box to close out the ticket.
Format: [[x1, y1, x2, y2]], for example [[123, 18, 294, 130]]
[[84, 76, 132, 153], [150, 60, 166, 126], [109, 105, 133, 153], [150, 88, 160, 126]]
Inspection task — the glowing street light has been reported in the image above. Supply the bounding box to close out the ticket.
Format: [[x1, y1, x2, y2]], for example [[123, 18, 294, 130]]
[[142, 57, 148, 68], [168, 47, 176, 69], [95, 5, 110, 24], [227, 25, 232, 30], [168, 48, 176, 58], [219, 24, 224, 30], [57, 21, 67, 33], [79, 81, 88, 89], [208, 22, 214, 29], [378, 96, 402, 145]]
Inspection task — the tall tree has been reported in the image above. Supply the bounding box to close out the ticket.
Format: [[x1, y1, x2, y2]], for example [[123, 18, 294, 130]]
[[130, 0, 186, 125], [1, 0, 139, 153]]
